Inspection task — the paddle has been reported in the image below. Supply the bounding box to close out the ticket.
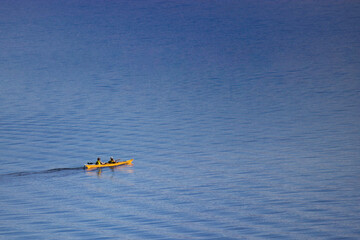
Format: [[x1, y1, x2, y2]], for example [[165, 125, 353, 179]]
[[108, 158, 121, 163]]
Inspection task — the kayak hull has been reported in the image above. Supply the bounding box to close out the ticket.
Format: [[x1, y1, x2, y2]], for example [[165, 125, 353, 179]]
[[84, 159, 133, 169]]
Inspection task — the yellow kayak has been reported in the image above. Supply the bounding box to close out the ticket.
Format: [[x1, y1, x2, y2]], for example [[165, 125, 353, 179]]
[[84, 159, 133, 169]]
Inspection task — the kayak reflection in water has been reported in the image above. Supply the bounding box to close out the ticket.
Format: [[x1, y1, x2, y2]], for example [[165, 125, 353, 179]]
[[95, 157, 103, 165], [108, 157, 116, 163]]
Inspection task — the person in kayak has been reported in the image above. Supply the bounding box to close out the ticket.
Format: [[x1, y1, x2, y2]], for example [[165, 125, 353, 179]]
[[96, 157, 103, 165], [108, 157, 116, 163]]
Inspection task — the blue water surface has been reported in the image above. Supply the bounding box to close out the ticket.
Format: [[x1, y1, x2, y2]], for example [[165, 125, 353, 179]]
[[1, 0, 360, 239]]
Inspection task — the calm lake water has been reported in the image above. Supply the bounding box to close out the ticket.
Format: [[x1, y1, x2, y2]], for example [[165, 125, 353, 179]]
[[1, 0, 360, 239]]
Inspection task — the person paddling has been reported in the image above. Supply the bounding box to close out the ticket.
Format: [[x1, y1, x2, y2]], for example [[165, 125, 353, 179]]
[[96, 157, 103, 165], [108, 157, 116, 163]]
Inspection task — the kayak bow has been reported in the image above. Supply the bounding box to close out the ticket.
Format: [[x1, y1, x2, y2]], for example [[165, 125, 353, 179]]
[[84, 159, 133, 169]]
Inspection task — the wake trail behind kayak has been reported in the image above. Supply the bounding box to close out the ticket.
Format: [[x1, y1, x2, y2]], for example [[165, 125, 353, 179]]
[[0, 167, 85, 178]]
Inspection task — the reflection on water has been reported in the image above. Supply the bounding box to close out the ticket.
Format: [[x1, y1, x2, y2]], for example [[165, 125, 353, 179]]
[[85, 165, 134, 178]]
